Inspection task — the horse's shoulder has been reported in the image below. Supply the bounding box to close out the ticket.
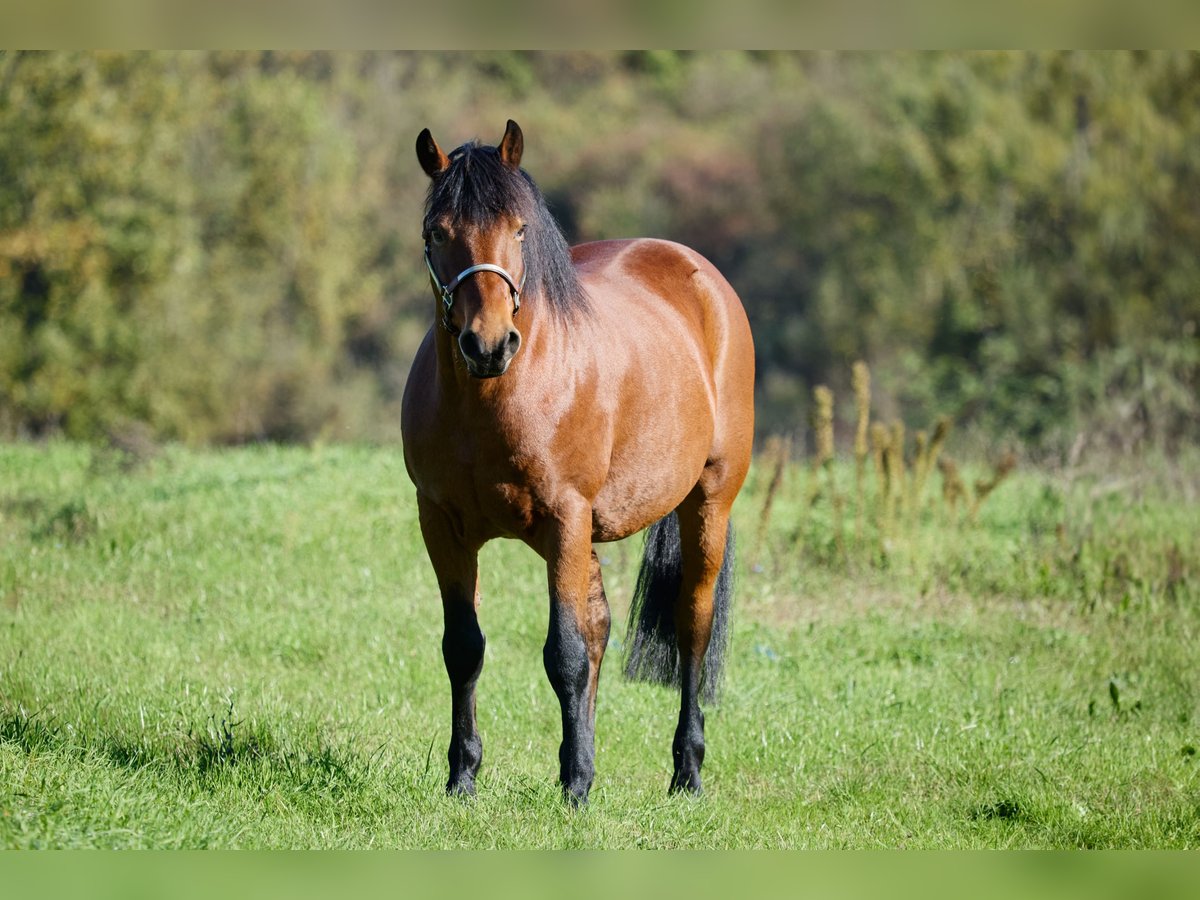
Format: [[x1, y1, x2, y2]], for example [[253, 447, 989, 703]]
[[401, 329, 436, 410], [400, 330, 454, 457]]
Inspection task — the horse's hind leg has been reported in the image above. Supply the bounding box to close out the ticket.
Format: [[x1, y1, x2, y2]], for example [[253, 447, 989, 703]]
[[541, 508, 611, 805], [583, 549, 613, 724], [417, 495, 485, 797], [670, 478, 736, 794]]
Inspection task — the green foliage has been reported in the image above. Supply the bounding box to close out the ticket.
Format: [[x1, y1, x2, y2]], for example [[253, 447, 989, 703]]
[[1, 52, 1198, 451], [0, 52, 385, 442], [0, 443, 1197, 847]]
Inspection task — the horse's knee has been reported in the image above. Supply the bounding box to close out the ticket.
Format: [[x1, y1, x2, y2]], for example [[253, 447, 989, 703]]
[[544, 599, 599, 801], [442, 610, 485, 687], [543, 606, 589, 699], [442, 606, 486, 792]]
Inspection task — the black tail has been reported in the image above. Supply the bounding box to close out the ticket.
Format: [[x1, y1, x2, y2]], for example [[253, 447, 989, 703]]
[[622, 512, 735, 704]]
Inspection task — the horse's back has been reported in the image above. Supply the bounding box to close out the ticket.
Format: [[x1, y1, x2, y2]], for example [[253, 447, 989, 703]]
[[573, 239, 747, 333]]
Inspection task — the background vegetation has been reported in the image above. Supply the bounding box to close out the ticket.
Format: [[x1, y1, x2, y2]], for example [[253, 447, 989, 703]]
[[2, 51, 1197, 457]]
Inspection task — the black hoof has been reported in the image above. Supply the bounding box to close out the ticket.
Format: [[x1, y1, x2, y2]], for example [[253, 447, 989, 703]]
[[446, 778, 477, 798], [562, 783, 591, 808], [669, 771, 703, 795]]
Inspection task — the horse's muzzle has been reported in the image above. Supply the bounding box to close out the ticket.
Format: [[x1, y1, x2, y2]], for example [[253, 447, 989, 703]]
[[459, 328, 522, 378]]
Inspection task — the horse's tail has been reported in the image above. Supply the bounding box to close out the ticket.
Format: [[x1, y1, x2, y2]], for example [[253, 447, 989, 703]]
[[622, 512, 735, 704]]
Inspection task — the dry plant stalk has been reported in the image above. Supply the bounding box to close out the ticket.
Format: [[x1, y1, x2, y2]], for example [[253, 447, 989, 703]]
[[910, 429, 929, 510], [927, 416, 951, 473], [810, 384, 847, 561], [808, 385, 835, 506], [970, 450, 1017, 520], [851, 363, 870, 457], [831, 485, 848, 563], [870, 421, 889, 520], [938, 455, 968, 520], [916, 416, 951, 511], [888, 420, 906, 518], [757, 434, 790, 546], [851, 361, 871, 538], [812, 385, 834, 468]]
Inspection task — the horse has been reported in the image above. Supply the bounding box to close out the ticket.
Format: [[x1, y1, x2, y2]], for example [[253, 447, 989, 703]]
[[401, 120, 755, 804]]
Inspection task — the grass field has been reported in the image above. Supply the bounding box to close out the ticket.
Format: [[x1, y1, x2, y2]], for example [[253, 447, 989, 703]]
[[1, 441, 1197, 848]]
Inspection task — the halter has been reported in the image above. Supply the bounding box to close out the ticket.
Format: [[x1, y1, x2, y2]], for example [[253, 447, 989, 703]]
[[424, 243, 526, 334]]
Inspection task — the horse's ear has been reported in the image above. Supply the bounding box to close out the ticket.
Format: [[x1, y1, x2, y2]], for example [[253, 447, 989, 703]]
[[498, 119, 523, 169], [416, 128, 450, 178]]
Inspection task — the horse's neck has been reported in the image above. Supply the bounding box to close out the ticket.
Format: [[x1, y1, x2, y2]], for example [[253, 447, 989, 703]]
[[433, 327, 462, 386]]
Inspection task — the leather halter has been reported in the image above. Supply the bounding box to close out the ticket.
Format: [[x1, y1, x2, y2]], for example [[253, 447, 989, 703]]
[[424, 243, 526, 334]]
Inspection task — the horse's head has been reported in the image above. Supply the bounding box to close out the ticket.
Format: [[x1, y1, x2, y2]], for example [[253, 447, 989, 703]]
[[417, 120, 529, 379]]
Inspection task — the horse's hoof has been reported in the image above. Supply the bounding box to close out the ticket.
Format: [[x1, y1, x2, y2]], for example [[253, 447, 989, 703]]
[[669, 772, 703, 796], [562, 784, 591, 808], [446, 779, 477, 798]]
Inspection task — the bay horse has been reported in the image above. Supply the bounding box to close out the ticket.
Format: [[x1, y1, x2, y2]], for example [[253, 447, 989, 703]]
[[401, 120, 755, 804]]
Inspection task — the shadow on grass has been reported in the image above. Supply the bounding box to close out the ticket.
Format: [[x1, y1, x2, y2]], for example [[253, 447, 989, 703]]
[[0, 699, 369, 795], [970, 797, 1028, 822]]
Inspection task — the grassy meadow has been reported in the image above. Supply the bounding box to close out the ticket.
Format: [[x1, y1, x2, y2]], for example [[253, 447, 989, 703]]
[[0, 440, 1197, 848]]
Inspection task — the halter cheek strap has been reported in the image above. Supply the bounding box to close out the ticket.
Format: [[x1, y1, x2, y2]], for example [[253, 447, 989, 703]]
[[425, 244, 526, 334]]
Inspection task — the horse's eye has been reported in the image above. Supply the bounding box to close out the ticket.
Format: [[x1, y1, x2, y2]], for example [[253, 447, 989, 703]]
[[515, 225, 526, 241], [428, 227, 447, 246]]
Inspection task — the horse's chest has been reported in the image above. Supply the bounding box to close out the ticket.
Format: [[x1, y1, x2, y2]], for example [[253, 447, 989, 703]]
[[436, 459, 549, 544], [475, 477, 543, 537], [412, 445, 547, 541]]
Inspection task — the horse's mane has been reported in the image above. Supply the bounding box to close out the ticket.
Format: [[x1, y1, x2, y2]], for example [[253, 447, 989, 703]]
[[423, 141, 590, 319]]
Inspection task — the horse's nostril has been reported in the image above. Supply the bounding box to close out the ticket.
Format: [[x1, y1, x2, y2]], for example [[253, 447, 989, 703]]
[[506, 330, 522, 357], [459, 330, 486, 363]]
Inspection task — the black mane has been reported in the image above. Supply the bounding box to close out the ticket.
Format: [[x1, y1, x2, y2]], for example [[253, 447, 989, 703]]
[[423, 141, 589, 318]]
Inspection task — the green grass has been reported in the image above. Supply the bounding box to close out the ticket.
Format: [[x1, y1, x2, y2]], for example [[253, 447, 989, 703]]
[[0, 441, 1197, 848]]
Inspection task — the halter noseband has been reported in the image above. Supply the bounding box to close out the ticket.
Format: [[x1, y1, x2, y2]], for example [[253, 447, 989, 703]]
[[424, 244, 526, 334]]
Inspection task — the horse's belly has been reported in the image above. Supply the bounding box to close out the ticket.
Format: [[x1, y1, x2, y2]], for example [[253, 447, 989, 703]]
[[589, 433, 710, 542], [588, 361, 717, 541]]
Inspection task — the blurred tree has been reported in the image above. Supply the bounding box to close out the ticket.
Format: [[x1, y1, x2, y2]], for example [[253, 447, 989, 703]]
[[0, 51, 1195, 454]]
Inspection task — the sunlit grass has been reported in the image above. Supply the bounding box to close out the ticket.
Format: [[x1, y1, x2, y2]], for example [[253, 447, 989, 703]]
[[1, 442, 1197, 847]]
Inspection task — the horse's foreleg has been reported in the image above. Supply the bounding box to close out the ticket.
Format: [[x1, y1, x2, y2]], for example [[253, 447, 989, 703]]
[[670, 494, 732, 794], [418, 495, 484, 797], [542, 510, 610, 805]]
